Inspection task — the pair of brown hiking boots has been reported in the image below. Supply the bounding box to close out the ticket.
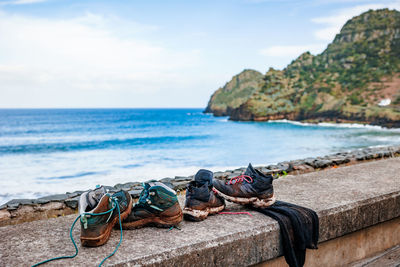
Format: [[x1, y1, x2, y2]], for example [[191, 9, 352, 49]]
[[33, 182, 183, 266], [79, 181, 183, 247]]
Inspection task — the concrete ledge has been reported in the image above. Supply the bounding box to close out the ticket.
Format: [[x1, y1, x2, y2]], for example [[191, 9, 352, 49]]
[[0, 158, 399, 266]]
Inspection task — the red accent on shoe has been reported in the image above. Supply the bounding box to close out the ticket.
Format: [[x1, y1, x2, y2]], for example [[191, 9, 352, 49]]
[[226, 173, 253, 185]]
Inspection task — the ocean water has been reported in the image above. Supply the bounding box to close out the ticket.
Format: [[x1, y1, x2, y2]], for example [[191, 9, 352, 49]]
[[1, 108, 400, 205]]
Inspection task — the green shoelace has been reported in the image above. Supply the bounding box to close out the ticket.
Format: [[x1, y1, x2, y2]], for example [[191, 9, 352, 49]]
[[32, 196, 123, 267]]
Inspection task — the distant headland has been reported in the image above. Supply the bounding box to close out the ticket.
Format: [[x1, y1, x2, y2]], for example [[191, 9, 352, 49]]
[[205, 9, 400, 128]]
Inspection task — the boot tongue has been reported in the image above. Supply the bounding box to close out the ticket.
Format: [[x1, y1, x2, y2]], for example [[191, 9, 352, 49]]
[[138, 180, 177, 204], [244, 163, 256, 177], [145, 180, 158, 189], [147, 180, 176, 194], [194, 169, 213, 185], [86, 186, 106, 210]]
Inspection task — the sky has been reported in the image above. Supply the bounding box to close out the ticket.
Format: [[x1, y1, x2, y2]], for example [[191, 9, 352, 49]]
[[0, 0, 399, 108]]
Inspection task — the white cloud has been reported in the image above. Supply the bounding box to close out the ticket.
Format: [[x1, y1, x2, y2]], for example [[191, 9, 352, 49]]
[[0, 12, 207, 107], [0, 0, 47, 5], [312, 0, 381, 4], [259, 44, 327, 57], [312, 1, 400, 41]]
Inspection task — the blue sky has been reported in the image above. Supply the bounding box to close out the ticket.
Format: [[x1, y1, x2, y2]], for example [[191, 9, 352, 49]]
[[0, 0, 399, 108]]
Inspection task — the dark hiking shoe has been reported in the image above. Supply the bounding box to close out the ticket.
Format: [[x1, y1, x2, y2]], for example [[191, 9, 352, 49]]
[[183, 181, 226, 221], [183, 169, 225, 221], [121, 181, 183, 229], [213, 163, 276, 208], [79, 186, 133, 247]]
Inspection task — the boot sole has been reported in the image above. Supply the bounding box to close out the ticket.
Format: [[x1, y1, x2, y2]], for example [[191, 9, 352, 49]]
[[80, 196, 134, 247], [213, 188, 276, 208], [121, 210, 183, 229], [183, 204, 225, 221]]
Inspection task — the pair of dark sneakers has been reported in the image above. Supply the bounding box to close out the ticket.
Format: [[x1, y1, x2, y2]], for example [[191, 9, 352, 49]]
[[79, 181, 183, 247], [183, 163, 275, 221]]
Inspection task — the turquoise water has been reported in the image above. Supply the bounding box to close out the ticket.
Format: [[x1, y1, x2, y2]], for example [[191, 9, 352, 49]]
[[1, 108, 399, 204]]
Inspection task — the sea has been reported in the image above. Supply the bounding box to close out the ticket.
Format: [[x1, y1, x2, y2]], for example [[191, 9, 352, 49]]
[[1, 108, 400, 205]]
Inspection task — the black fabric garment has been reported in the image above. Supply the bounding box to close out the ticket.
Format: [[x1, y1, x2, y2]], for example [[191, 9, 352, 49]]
[[256, 201, 319, 267]]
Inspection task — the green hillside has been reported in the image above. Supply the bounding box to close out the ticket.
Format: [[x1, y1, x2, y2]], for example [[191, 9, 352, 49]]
[[206, 9, 400, 127]]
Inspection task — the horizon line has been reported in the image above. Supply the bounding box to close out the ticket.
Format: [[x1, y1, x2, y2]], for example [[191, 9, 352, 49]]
[[0, 107, 205, 109]]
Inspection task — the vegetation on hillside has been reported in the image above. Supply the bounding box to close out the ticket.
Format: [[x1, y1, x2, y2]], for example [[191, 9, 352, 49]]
[[206, 9, 400, 127], [204, 69, 263, 116]]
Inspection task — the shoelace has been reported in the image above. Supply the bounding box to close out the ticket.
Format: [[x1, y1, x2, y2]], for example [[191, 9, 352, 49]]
[[32, 196, 123, 267], [226, 173, 253, 185], [139, 182, 150, 201]]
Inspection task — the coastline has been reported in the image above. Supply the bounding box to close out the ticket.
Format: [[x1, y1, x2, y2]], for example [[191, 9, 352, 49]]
[[1, 144, 399, 227], [229, 114, 400, 128], [205, 110, 400, 129], [265, 119, 400, 130]]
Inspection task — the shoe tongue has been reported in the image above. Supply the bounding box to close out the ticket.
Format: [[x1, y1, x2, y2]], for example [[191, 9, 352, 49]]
[[139, 180, 177, 204], [194, 169, 213, 185], [86, 186, 106, 210], [145, 180, 158, 189], [244, 163, 256, 177], [147, 180, 176, 194]]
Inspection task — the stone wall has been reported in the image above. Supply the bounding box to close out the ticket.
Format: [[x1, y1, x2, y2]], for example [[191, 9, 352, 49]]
[[1, 145, 399, 227], [1, 157, 400, 266]]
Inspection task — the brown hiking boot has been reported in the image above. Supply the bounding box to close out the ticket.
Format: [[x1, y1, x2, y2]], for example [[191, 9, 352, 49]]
[[78, 186, 133, 247], [121, 181, 183, 229], [183, 169, 225, 221], [213, 163, 276, 208]]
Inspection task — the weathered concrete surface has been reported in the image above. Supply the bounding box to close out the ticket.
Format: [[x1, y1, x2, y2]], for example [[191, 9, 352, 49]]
[[349, 244, 400, 267], [0, 158, 399, 266], [259, 217, 400, 267]]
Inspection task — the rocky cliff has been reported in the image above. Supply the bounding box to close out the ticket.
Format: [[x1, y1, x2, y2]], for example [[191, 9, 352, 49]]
[[205, 69, 263, 116], [205, 9, 400, 127]]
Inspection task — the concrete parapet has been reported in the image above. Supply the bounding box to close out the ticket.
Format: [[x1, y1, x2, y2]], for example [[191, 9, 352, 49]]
[[0, 158, 399, 266]]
